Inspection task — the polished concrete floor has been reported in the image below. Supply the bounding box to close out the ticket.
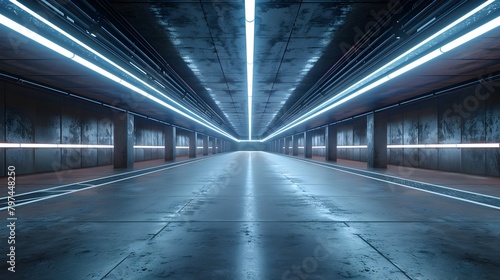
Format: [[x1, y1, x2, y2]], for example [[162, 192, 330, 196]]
[[1, 151, 499, 279]]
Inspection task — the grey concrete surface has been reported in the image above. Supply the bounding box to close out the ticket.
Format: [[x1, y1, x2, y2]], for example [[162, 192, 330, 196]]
[[1, 151, 499, 279]]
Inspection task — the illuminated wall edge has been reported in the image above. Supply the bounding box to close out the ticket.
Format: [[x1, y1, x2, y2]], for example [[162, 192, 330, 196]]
[[261, 3, 499, 142], [0, 6, 239, 142], [1, 143, 498, 149]]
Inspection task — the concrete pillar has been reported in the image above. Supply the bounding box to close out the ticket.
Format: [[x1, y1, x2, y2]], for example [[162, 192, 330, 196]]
[[367, 112, 388, 168], [217, 139, 222, 153], [304, 132, 311, 158], [326, 125, 337, 162], [0, 88, 5, 177], [211, 137, 217, 154], [202, 135, 209, 156], [113, 112, 134, 169], [165, 125, 176, 161], [292, 135, 299, 156], [284, 137, 290, 155], [188, 131, 197, 158]]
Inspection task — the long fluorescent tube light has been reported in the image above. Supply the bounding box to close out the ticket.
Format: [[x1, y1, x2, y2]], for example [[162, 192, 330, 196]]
[[262, 2, 498, 142], [5, 1, 239, 142], [388, 143, 500, 149], [337, 145, 368, 149], [2, 143, 497, 149], [0, 143, 113, 148], [245, 0, 255, 140]]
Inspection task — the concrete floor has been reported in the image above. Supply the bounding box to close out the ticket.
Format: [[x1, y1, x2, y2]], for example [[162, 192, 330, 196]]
[[1, 151, 499, 279]]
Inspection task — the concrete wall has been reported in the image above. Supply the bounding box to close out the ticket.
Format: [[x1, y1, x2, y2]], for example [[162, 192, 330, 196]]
[[328, 79, 500, 177], [175, 130, 190, 157], [337, 117, 368, 162], [387, 82, 500, 177], [311, 131, 326, 157], [134, 117, 165, 162], [2, 80, 114, 176]]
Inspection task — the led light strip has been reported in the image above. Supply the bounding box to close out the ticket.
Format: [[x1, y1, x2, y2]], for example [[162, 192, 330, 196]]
[[2, 1, 239, 142], [245, 0, 255, 140], [263, 1, 499, 142], [387, 143, 500, 149], [0, 143, 113, 148], [0, 143, 223, 149], [278, 144, 500, 149], [337, 145, 368, 149]]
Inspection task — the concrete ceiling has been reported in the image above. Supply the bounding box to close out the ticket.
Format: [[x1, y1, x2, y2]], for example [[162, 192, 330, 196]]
[[0, 0, 499, 140]]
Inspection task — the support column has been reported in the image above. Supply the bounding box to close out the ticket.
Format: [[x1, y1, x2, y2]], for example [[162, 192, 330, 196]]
[[292, 135, 299, 156], [202, 135, 209, 156], [305, 131, 313, 158], [367, 112, 388, 168], [188, 131, 197, 158], [0, 89, 5, 177], [211, 138, 217, 154], [284, 137, 290, 155], [113, 112, 134, 169], [217, 139, 222, 153], [326, 125, 337, 162], [165, 125, 176, 161]]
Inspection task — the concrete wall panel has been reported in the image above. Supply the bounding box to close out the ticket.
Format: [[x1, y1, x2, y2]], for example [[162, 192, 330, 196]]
[[36, 97, 61, 144], [97, 116, 113, 166], [461, 149, 486, 175], [6, 149, 33, 175], [418, 148, 438, 170], [35, 149, 61, 173], [403, 106, 419, 145], [438, 95, 462, 144], [0, 81, 5, 177], [486, 150, 500, 177], [419, 103, 438, 144], [82, 149, 98, 168], [438, 149, 461, 173], [388, 111, 403, 166], [62, 149, 82, 170]]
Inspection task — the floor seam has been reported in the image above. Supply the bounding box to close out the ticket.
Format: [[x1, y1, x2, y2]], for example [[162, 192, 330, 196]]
[[356, 234, 413, 280]]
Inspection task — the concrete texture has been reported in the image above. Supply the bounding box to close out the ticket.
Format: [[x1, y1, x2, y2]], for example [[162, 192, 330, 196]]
[[134, 117, 165, 162], [1, 151, 498, 279], [165, 126, 176, 161], [367, 112, 387, 169], [113, 112, 134, 169], [292, 134, 299, 156], [326, 125, 337, 162], [188, 131, 197, 158], [0, 81, 5, 177]]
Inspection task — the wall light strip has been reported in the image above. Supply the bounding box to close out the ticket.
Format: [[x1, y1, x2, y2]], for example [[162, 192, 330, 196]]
[[262, 2, 498, 142], [0, 143, 113, 149], [133, 145, 165, 149], [4, 1, 239, 142], [388, 143, 500, 149]]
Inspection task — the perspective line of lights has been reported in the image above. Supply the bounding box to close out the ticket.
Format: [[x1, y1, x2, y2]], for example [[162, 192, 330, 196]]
[[0, 143, 220, 149], [262, 1, 499, 142], [1, 143, 497, 149], [282, 143, 500, 149], [245, 0, 255, 140], [2, 1, 239, 142]]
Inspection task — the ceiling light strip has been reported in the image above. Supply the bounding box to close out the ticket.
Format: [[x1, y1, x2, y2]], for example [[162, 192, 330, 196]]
[[263, 3, 499, 141], [6, 1, 239, 142], [245, 0, 255, 140]]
